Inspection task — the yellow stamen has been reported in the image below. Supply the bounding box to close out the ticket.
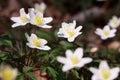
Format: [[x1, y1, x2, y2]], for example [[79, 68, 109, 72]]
[[70, 55, 79, 64], [1, 67, 14, 80], [20, 15, 27, 23], [36, 7, 43, 12], [112, 19, 118, 25], [33, 15, 43, 25], [33, 38, 41, 46], [103, 30, 109, 36], [65, 27, 75, 38], [101, 69, 110, 79]]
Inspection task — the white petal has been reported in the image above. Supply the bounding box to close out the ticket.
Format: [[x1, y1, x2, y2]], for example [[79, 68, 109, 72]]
[[36, 46, 51, 50], [103, 25, 110, 31], [101, 36, 108, 40], [57, 56, 68, 64], [75, 26, 83, 32], [11, 17, 21, 23], [41, 39, 47, 45], [62, 65, 73, 72], [99, 61, 110, 70], [12, 69, 18, 79], [109, 67, 120, 80], [69, 20, 76, 28], [26, 43, 36, 48], [91, 75, 98, 80], [62, 22, 69, 28], [80, 57, 93, 64], [40, 25, 52, 28], [28, 8, 35, 19], [68, 37, 75, 42], [11, 23, 23, 28], [20, 8, 26, 16], [89, 67, 98, 74], [74, 48, 83, 59], [110, 29, 117, 37], [25, 33, 30, 40], [95, 28, 103, 35], [65, 50, 73, 58], [43, 17, 53, 24], [40, 2, 46, 10]]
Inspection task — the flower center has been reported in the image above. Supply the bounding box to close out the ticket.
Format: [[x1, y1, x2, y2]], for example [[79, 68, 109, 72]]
[[101, 69, 110, 79], [20, 15, 27, 23], [36, 7, 43, 12], [33, 15, 43, 25], [70, 55, 79, 65], [1, 67, 14, 80], [112, 19, 118, 25], [33, 38, 41, 46], [65, 27, 75, 38], [103, 30, 109, 36]]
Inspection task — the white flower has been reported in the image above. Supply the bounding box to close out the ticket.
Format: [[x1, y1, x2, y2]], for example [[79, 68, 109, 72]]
[[11, 8, 29, 28], [57, 20, 83, 42], [0, 65, 18, 80], [57, 47, 92, 72], [108, 16, 120, 28], [25, 33, 51, 50], [28, 8, 53, 28], [89, 60, 120, 80], [34, 2, 46, 13], [95, 25, 116, 40]]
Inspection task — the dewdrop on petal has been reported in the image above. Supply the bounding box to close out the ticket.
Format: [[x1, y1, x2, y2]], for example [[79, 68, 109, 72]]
[[0, 65, 18, 80]]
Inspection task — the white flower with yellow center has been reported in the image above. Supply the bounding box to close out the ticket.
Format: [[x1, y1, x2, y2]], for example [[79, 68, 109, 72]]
[[29, 8, 53, 28], [89, 61, 120, 80], [57, 20, 83, 42], [95, 25, 116, 40], [25, 33, 50, 50], [108, 16, 120, 28], [0, 65, 18, 80], [34, 2, 46, 13], [57, 48, 92, 72], [11, 8, 29, 28]]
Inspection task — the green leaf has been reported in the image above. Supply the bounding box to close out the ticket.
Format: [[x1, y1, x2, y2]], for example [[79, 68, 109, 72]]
[[47, 67, 57, 78], [40, 66, 47, 73], [71, 70, 80, 79], [0, 40, 13, 47], [36, 30, 54, 41], [23, 66, 33, 73], [26, 72, 37, 80], [16, 75, 24, 80], [59, 41, 73, 49]]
